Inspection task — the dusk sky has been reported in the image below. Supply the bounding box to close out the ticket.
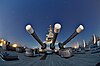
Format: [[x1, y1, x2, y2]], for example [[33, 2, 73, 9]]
[[0, 0, 100, 48]]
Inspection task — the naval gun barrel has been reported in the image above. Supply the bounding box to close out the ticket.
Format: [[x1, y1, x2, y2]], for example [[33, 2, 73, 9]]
[[59, 25, 84, 49], [26, 25, 46, 49], [50, 23, 61, 50]]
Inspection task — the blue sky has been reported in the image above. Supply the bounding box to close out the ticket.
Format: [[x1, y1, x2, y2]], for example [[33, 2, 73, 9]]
[[0, 0, 100, 48]]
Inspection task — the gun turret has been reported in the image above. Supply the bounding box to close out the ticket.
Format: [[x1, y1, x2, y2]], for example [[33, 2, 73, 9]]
[[26, 25, 46, 49], [59, 25, 84, 49], [50, 23, 61, 50]]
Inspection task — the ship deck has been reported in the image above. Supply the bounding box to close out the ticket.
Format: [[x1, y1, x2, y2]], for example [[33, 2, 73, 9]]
[[0, 50, 100, 66]]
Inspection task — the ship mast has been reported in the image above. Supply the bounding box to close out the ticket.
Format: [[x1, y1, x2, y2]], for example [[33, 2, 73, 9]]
[[44, 25, 54, 44]]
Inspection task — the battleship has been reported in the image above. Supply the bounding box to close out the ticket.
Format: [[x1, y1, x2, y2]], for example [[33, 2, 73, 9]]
[[25, 23, 84, 58], [0, 23, 100, 66]]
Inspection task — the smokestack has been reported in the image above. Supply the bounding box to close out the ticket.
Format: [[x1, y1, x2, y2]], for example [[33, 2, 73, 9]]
[[59, 25, 84, 49], [50, 23, 61, 50], [26, 25, 46, 49]]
